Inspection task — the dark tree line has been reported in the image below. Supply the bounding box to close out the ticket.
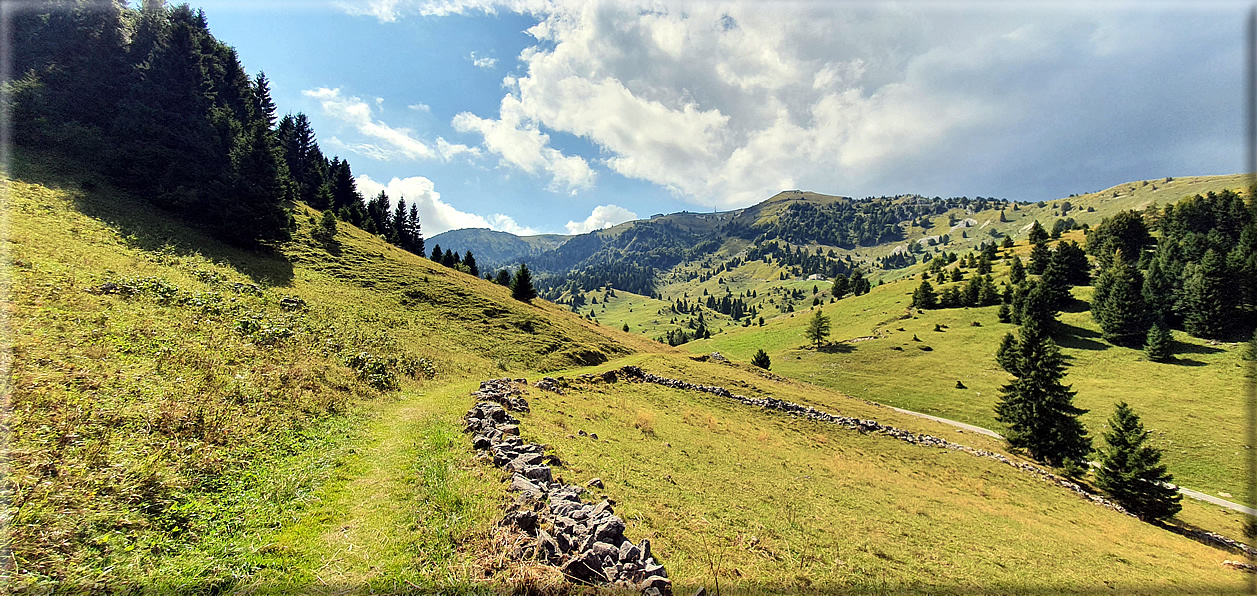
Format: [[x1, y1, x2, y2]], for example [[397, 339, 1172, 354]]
[[12, 0, 426, 255], [1088, 192, 1256, 344]]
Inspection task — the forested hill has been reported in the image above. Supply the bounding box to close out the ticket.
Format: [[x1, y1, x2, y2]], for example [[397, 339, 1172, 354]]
[[11, 1, 419, 254], [459, 179, 1250, 301]]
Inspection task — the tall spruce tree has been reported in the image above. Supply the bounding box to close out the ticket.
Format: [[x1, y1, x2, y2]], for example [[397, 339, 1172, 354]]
[[1181, 249, 1231, 339], [511, 264, 537, 302], [1009, 255, 1026, 284], [1028, 240, 1052, 275], [1095, 402, 1182, 521], [1091, 251, 1150, 347], [994, 311, 1091, 466]]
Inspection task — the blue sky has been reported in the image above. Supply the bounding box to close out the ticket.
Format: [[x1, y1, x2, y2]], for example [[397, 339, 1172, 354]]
[[196, 1, 1250, 236]]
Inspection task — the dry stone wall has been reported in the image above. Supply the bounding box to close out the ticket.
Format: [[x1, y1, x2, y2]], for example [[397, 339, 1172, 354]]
[[464, 378, 672, 596]]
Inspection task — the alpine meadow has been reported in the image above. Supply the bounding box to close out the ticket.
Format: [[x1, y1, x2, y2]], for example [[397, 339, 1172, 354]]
[[5, 2, 1257, 594]]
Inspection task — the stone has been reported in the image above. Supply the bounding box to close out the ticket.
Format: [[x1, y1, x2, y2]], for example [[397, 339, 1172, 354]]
[[502, 509, 538, 533], [639, 538, 652, 562], [536, 528, 560, 561], [522, 465, 552, 483], [471, 434, 491, 450], [578, 429, 587, 436], [589, 433, 599, 440], [586, 477, 604, 489], [590, 500, 614, 520], [509, 474, 540, 494], [593, 516, 626, 544], [591, 541, 619, 560], [619, 541, 641, 564], [640, 575, 671, 593], [601, 369, 618, 383], [559, 551, 607, 585], [643, 562, 667, 578], [499, 424, 520, 436]]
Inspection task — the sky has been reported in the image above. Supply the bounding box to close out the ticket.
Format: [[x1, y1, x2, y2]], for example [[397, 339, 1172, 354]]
[[194, 0, 1250, 237]]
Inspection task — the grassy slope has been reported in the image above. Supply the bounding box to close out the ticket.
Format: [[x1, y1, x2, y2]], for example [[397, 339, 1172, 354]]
[[516, 354, 1244, 594], [690, 236, 1251, 519], [3, 152, 655, 590], [7, 156, 1249, 592]]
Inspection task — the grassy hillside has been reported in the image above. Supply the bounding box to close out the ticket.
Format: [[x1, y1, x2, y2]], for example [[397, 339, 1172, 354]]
[[507, 355, 1245, 594], [3, 151, 653, 589], [688, 236, 1252, 509], [7, 153, 1251, 593]]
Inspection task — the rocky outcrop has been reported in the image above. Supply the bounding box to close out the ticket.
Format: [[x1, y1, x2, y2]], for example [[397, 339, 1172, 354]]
[[465, 378, 671, 596]]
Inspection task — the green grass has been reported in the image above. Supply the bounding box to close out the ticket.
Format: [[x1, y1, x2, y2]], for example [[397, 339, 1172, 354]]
[[692, 245, 1253, 515], [3, 151, 647, 590], [513, 354, 1246, 594]]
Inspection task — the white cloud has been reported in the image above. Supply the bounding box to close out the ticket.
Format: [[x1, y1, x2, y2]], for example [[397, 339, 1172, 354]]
[[408, 103, 431, 112], [354, 174, 539, 236], [452, 95, 596, 194], [565, 204, 638, 234], [348, 1, 1246, 204], [469, 51, 498, 69], [303, 87, 479, 162]]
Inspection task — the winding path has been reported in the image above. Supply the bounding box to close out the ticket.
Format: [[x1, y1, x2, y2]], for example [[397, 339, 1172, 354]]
[[886, 405, 1256, 516]]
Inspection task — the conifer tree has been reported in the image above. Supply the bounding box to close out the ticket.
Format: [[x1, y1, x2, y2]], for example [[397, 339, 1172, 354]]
[[1053, 240, 1091, 286], [1092, 251, 1150, 347], [1181, 249, 1231, 339], [512, 264, 537, 302], [495, 269, 512, 287], [1086, 210, 1151, 269], [463, 251, 479, 277], [1028, 240, 1051, 275], [1039, 250, 1073, 310], [1009, 255, 1026, 284], [994, 315, 1091, 466], [1028, 221, 1049, 244], [430, 243, 442, 262], [912, 280, 937, 310], [1141, 257, 1174, 324], [1095, 402, 1182, 521], [1144, 321, 1173, 362], [805, 308, 831, 348], [751, 349, 771, 370]]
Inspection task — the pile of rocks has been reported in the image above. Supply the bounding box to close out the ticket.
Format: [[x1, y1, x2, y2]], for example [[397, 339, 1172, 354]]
[[615, 366, 1130, 516], [464, 380, 672, 596], [472, 377, 531, 412]]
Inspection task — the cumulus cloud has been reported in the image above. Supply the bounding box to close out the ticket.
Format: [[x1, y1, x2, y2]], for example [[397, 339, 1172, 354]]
[[303, 87, 479, 162], [355, 174, 537, 236], [353, 1, 1244, 205], [469, 51, 498, 69], [452, 95, 596, 194], [565, 204, 638, 235]]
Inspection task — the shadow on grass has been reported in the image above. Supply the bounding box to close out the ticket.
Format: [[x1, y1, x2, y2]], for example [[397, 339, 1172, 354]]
[[1171, 340, 1225, 356], [817, 342, 856, 354], [1059, 298, 1091, 314], [1054, 322, 1109, 351], [1167, 357, 1208, 367], [18, 153, 296, 287]]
